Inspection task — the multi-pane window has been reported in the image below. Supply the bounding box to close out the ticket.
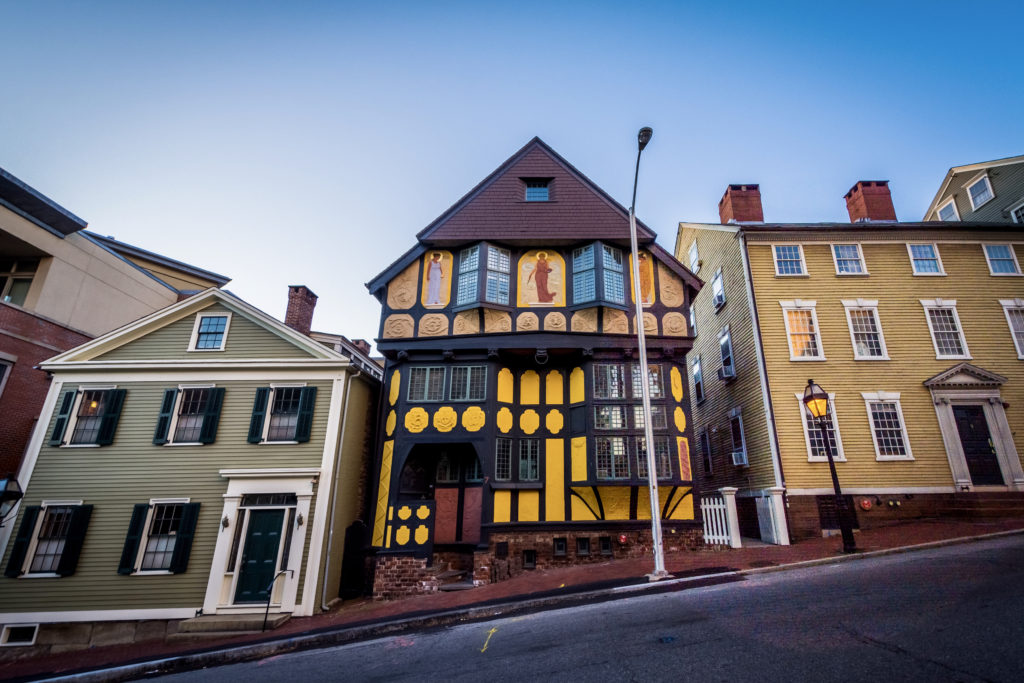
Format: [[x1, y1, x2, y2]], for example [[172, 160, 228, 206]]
[[833, 244, 865, 274], [773, 245, 805, 275], [636, 436, 672, 479], [593, 363, 625, 399], [572, 245, 597, 304], [173, 388, 209, 442], [983, 244, 1021, 275], [140, 504, 183, 570], [267, 387, 302, 440], [783, 305, 824, 360], [456, 246, 480, 306], [1000, 301, 1024, 358], [495, 438, 512, 481], [70, 390, 108, 444], [719, 327, 735, 375], [633, 404, 667, 430], [631, 364, 663, 399], [730, 413, 747, 465], [865, 397, 911, 459], [937, 199, 959, 222], [594, 405, 625, 429], [28, 506, 74, 573], [693, 356, 704, 402], [908, 244, 943, 275], [967, 175, 994, 209], [699, 431, 712, 474], [843, 303, 888, 360], [595, 436, 629, 479], [0, 258, 37, 306], [408, 367, 445, 401], [485, 246, 511, 304], [796, 393, 843, 461], [688, 241, 699, 273], [923, 302, 969, 359], [193, 315, 228, 350], [602, 245, 625, 304], [689, 305, 697, 337], [519, 440, 540, 481], [450, 366, 486, 401], [711, 269, 725, 308], [525, 179, 550, 201]]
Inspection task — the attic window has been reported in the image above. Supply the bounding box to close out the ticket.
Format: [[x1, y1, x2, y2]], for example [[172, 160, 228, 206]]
[[524, 179, 551, 202], [188, 313, 232, 351]]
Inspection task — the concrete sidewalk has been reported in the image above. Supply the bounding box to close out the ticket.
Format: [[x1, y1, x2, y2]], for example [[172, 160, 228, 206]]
[[4, 517, 1024, 682]]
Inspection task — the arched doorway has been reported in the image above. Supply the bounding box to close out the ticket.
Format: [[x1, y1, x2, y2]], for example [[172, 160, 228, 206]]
[[399, 443, 483, 545]]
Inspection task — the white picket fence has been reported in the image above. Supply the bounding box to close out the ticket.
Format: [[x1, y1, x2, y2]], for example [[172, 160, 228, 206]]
[[701, 487, 742, 548]]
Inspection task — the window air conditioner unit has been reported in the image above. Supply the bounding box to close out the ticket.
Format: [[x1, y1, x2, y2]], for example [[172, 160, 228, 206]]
[[713, 292, 726, 308], [731, 450, 748, 467], [718, 366, 736, 381]]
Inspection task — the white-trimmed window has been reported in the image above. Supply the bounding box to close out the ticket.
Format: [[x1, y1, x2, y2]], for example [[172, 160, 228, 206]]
[[907, 243, 945, 275], [780, 300, 824, 360], [842, 299, 889, 360], [966, 174, 995, 210], [983, 244, 1022, 275], [154, 385, 224, 445], [449, 366, 486, 401], [49, 386, 126, 447], [710, 269, 726, 309], [921, 299, 970, 359], [773, 244, 806, 276], [862, 391, 913, 460], [718, 326, 735, 378], [0, 258, 37, 307], [1010, 199, 1024, 224], [937, 198, 959, 222], [188, 313, 231, 351], [7, 500, 91, 578], [729, 408, 747, 467], [595, 436, 630, 479], [795, 392, 844, 462], [692, 355, 704, 403], [0, 357, 12, 402], [688, 241, 700, 273], [832, 244, 867, 275], [408, 367, 445, 402], [1000, 299, 1024, 359], [247, 384, 317, 444]]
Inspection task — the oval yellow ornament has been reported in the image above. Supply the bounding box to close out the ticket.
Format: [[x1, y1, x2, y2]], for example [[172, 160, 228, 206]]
[[674, 406, 686, 432], [433, 406, 458, 432], [389, 369, 401, 406], [496, 406, 513, 434], [404, 407, 429, 433], [385, 410, 397, 436], [520, 409, 540, 435], [671, 367, 684, 403], [462, 406, 486, 432], [546, 409, 564, 434]]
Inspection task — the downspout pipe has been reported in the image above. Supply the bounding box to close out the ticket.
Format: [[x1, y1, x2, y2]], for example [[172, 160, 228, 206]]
[[321, 368, 360, 611]]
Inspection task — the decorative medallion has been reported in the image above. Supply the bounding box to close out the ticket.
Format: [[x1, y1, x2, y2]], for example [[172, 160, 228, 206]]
[[386, 262, 420, 310], [432, 406, 458, 432], [633, 312, 658, 335], [517, 312, 539, 331], [453, 310, 480, 334], [398, 505, 412, 520], [497, 407, 514, 433], [571, 308, 598, 332], [674, 406, 686, 432], [520, 409, 540, 435], [658, 264, 685, 307], [419, 313, 449, 337], [663, 312, 687, 336], [383, 314, 415, 339], [416, 505, 431, 520], [395, 526, 410, 546], [603, 308, 628, 334], [544, 312, 566, 331], [404, 407, 429, 433], [546, 409, 564, 434], [670, 366, 684, 402], [388, 369, 401, 405], [415, 525, 429, 544], [385, 410, 397, 436], [484, 308, 512, 333], [462, 406, 486, 432]]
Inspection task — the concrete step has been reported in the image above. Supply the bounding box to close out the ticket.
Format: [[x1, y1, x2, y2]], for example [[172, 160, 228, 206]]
[[435, 569, 467, 581], [177, 613, 291, 634], [168, 630, 265, 643], [438, 581, 475, 592]]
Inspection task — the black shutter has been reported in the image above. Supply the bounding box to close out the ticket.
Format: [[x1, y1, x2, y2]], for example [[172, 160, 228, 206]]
[[168, 503, 200, 574], [4, 506, 40, 578], [153, 389, 178, 445], [117, 504, 150, 575], [294, 386, 318, 443], [55, 505, 93, 576], [49, 392, 76, 446], [96, 389, 126, 445], [247, 388, 270, 443], [199, 388, 225, 444]]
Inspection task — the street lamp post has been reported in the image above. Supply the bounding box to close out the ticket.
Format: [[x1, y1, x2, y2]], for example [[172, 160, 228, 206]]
[[802, 379, 856, 553], [628, 126, 669, 581]]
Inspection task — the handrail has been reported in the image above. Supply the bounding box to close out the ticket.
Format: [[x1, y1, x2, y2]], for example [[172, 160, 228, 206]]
[[262, 569, 292, 631]]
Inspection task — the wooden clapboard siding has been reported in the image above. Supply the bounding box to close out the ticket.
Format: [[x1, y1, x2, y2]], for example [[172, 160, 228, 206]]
[[929, 161, 1024, 222], [97, 303, 312, 361], [747, 236, 1024, 491], [0, 378, 332, 613], [676, 225, 776, 492]]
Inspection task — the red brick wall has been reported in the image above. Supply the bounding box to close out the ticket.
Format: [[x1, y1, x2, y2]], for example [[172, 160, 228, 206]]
[[718, 185, 764, 224], [0, 304, 90, 475], [844, 181, 897, 222]]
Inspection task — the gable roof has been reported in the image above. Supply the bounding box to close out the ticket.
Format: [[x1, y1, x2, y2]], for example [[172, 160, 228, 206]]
[[923, 153, 1024, 220], [42, 288, 349, 368]]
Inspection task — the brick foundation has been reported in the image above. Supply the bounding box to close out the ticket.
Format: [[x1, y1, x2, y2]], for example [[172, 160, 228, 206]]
[[0, 619, 181, 663], [371, 555, 441, 600]]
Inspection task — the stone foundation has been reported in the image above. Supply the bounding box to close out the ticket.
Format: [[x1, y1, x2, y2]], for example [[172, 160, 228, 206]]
[[0, 619, 181, 663]]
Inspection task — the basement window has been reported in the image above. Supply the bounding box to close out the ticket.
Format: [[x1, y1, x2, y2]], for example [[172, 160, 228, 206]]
[[553, 537, 567, 557], [0, 624, 39, 647], [599, 536, 612, 556], [576, 537, 591, 556], [523, 549, 536, 569]]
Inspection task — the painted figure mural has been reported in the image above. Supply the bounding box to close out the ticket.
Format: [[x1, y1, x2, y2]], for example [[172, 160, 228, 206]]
[[421, 251, 453, 308], [632, 250, 655, 306], [518, 250, 565, 307]]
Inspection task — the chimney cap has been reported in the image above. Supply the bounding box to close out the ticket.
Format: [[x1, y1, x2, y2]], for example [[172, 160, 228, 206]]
[[844, 180, 890, 199]]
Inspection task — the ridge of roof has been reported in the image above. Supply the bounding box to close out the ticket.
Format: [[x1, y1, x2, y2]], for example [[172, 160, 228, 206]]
[[85, 231, 231, 287]]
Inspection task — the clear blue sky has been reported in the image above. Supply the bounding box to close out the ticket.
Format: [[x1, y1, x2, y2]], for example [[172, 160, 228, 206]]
[[3, 1, 1021, 346]]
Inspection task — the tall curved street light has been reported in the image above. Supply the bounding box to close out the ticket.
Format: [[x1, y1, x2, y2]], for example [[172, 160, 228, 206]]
[[628, 127, 669, 580], [803, 379, 856, 553]]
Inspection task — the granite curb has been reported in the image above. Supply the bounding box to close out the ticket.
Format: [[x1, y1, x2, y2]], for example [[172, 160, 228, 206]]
[[39, 527, 1024, 683]]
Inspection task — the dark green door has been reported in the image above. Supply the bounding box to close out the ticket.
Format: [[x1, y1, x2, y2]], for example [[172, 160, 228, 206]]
[[953, 405, 1004, 486], [234, 509, 285, 604]]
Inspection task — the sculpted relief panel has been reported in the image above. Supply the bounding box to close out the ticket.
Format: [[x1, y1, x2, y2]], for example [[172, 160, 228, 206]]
[[419, 313, 449, 337], [387, 262, 420, 310], [603, 308, 628, 334], [453, 310, 480, 335], [484, 308, 512, 333], [571, 308, 598, 333], [658, 264, 685, 308], [662, 312, 687, 336], [629, 250, 656, 307], [383, 314, 415, 339], [517, 312, 539, 331], [544, 312, 566, 331]]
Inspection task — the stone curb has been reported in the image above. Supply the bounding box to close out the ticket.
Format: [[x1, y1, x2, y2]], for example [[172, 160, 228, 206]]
[[39, 527, 1024, 683]]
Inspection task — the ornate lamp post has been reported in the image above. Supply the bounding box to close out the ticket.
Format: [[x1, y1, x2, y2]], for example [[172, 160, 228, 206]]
[[0, 475, 24, 528], [628, 126, 668, 581], [802, 379, 856, 553]]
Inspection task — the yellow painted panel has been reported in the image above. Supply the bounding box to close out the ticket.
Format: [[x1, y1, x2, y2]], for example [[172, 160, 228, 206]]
[[420, 250, 454, 307], [497, 368, 514, 403], [388, 369, 401, 405], [432, 406, 457, 432], [493, 490, 511, 523], [545, 409, 563, 434], [521, 370, 540, 404], [600, 486, 632, 520], [545, 370, 564, 404], [385, 410, 396, 436], [372, 440, 394, 546], [545, 439, 565, 521], [496, 407, 513, 434], [569, 367, 585, 404], [637, 486, 692, 520], [404, 407, 428, 433], [571, 496, 598, 520], [395, 525, 410, 546], [570, 487, 600, 520], [461, 406, 486, 432], [670, 366, 683, 403], [677, 436, 692, 480], [673, 406, 686, 433], [415, 525, 429, 544], [571, 436, 588, 481], [520, 409, 540, 435], [669, 488, 695, 520], [518, 490, 540, 521]]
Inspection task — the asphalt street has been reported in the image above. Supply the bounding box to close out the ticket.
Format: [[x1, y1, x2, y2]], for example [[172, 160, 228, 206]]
[[159, 535, 1024, 682]]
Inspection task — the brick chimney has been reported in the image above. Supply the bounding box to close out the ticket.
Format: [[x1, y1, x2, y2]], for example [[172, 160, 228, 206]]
[[285, 285, 318, 336], [844, 181, 897, 222], [351, 339, 371, 355], [718, 184, 763, 224]]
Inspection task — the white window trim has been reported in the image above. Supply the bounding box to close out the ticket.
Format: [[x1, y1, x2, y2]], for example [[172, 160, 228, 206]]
[[728, 407, 747, 466], [711, 268, 725, 309], [166, 384, 216, 446], [718, 325, 735, 374], [861, 391, 913, 461], [779, 300, 826, 361], [0, 623, 39, 647], [841, 299, 890, 361], [688, 241, 700, 274], [920, 299, 971, 360], [936, 197, 960, 221], [771, 244, 808, 277], [62, 385, 117, 448], [965, 172, 995, 211], [1000, 298, 1024, 359], [906, 243, 946, 276], [132, 498, 191, 575], [0, 358, 13, 402], [258, 383, 308, 444], [22, 500, 85, 578], [982, 243, 1022, 276], [692, 354, 705, 404], [830, 243, 868, 275], [794, 392, 846, 462], [1009, 198, 1024, 224], [187, 312, 232, 352]]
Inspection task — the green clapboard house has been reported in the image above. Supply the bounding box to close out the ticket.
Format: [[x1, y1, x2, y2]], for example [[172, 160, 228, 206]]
[[0, 287, 379, 641]]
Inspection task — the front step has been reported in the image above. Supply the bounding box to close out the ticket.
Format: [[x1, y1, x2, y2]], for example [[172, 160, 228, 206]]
[[176, 613, 291, 634], [438, 581, 475, 591]]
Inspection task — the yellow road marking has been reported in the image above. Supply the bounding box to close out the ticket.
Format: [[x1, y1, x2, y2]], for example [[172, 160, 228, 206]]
[[480, 627, 498, 653]]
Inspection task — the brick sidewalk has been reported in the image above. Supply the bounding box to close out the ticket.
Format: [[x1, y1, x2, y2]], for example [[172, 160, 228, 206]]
[[4, 517, 1023, 681]]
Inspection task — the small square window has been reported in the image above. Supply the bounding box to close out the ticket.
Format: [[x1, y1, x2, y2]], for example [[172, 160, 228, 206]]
[[553, 538, 567, 557], [937, 199, 959, 221], [593, 364, 625, 399], [495, 542, 509, 559], [189, 313, 231, 351], [408, 367, 445, 402], [576, 537, 591, 556], [523, 549, 537, 569], [1, 624, 39, 647], [599, 536, 612, 556], [524, 179, 550, 202], [450, 366, 487, 401]]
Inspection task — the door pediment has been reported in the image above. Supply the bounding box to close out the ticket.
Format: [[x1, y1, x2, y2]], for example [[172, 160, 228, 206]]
[[923, 362, 1008, 390]]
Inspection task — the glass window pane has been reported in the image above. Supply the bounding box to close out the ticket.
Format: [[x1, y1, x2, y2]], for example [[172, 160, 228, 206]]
[[938, 203, 957, 221], [774, 245, 804, 274], [927, 308, 965, 356], [849, 309, 884, 357], [603, 271, 624, 304], [786, 309, 821, 358], [602, 245, 623, 272], [30, 506, 74, 573], [833, 245, 864, 273], [195, 316, 227, 349], [495, 438, 512, 481], [174, 388, 209, 442], [870, 402, 907, 456], [3, 278, 31, 306], [71, 390, 108, 444], [268, 387, 302, 440]]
